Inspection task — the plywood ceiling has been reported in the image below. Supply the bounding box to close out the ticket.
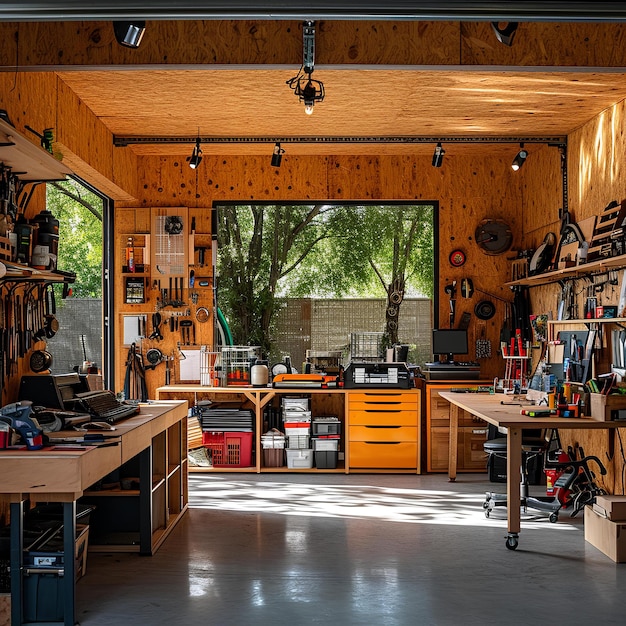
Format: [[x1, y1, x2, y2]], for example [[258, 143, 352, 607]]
[[56, 67, 626, 157]]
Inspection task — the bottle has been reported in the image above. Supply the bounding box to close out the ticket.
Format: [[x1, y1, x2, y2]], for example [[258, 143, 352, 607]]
[[126, 237, 135, 272]]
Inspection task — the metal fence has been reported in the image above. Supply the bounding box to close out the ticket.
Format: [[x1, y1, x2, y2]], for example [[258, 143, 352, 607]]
[[271, 298, 433, 370]]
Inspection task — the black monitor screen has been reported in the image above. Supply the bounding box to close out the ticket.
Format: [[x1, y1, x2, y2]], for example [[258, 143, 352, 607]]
[[432, 329, 469, 360]]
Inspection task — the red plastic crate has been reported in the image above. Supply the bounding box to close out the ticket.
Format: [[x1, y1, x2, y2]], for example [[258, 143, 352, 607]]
[[202, 431, 254, 467]]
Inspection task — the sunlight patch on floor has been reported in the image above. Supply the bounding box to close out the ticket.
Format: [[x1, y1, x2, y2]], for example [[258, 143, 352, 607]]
[[188, 476, 579, 531]]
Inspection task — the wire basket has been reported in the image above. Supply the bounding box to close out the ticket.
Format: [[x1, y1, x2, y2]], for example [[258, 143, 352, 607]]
[[349, 332, 384, 362], [199, 346, 220, 386], [220, 345, 260, 386]]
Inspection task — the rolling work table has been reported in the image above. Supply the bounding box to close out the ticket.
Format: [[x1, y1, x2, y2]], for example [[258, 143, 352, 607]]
[[439, 391, 623, 550], [1, 400, 188, 626]]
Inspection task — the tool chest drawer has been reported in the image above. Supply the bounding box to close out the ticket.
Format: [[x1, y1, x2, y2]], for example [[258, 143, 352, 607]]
[[349, 409, 417, 426], [349, 391, 419, 406], [349, 425, 417, 442], [349, 441, 418, 468]]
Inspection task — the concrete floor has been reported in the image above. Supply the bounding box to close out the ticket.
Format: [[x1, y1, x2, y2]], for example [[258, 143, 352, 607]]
[[75, 472, 626, 626]]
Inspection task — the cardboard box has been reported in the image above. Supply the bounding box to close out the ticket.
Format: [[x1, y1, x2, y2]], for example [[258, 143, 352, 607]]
[[584, 505, 626, 562], [593, 495, 626, 521], [589, 393, 626, 422]]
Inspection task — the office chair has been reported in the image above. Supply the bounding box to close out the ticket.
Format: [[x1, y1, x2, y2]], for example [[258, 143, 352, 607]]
[[483, 424, 545, 484], [483, 430, 607, 524]]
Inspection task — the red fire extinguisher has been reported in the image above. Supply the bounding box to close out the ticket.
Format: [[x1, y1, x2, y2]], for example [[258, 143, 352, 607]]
[[545, 450, 571, 501]]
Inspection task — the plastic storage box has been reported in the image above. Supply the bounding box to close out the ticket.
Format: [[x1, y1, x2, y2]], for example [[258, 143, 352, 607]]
[[202, 431, 254, 467], [313, 438, 339, 469], [286, 448, 314, 469]]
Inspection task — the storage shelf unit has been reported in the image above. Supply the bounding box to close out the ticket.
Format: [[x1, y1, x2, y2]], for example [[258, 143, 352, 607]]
[[155, 385, 423, 474], [424, 381, 492, 473]]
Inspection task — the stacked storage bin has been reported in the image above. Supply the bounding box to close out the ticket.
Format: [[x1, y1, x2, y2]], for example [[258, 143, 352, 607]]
[[261, 428, 286, 467], [196, 401, 255, 467], [312, 417, 341, 468], [282, 397, 313, 469]]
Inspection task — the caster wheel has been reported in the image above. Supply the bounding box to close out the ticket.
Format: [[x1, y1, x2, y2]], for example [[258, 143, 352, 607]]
[[549, 513, 558, 524], [505, 536, 519, 550]]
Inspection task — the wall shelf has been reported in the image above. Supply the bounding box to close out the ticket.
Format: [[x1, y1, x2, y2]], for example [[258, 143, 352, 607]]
[[506, 253, 626, 288]]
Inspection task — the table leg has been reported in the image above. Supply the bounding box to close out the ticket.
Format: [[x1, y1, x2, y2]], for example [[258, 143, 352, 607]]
[[506, 427, 522, 549], [448, 402, 459, 482]]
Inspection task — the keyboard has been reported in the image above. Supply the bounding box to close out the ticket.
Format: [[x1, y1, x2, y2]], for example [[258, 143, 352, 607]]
[[71, 391, 140, 424]]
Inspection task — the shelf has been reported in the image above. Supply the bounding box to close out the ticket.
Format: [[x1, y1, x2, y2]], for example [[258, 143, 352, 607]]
[[547, 318, 626, 325], [506, 252, 626, 288], [0, 118, 72, 182], [0, 262, 76, 283]]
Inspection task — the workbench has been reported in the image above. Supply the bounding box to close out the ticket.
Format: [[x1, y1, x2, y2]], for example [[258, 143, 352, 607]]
[[439, 391, 623, 550], [1, 400, 188, 625]]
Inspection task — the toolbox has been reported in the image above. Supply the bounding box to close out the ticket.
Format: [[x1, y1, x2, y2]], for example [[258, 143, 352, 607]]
[[343, 362, 411, 389]]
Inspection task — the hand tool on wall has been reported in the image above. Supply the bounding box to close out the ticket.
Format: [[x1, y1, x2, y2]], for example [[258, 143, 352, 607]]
[[444, 281, 457, 328]]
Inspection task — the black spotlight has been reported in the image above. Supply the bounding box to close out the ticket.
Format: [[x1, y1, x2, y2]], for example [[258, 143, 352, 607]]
[[271, 142, 285, 168], [113, 21, 146, 48], [511, 144, 527, 171], [491, 22, 518, 47], [188, 138, 203, 169], [432, 142, 445, 168]]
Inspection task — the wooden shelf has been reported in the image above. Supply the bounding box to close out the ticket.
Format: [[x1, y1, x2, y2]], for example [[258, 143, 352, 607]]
[[0, 118, 72, 182], [506, 253, 626, 288], [548, 317, 626, 324]]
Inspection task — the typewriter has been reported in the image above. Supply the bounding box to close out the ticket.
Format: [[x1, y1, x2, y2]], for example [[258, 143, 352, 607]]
[[69, 390, 140, 424]]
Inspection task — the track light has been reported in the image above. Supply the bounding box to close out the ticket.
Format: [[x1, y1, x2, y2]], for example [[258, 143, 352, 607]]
[[491, 22, 518, 47], [286, 21, 325, 115], [188, 137, 202, 169], [511, 143, 527, 171], [113, 21, 146, 48], [271, 142, 285, 168], [432, 142, 445, 167]]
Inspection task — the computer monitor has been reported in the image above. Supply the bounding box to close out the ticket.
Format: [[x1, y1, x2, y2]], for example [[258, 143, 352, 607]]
[[432, 329, 469, 362]]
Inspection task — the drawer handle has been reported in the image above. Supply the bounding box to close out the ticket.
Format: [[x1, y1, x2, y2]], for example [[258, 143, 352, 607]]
[[363, 425, 402, 429], [363, 441, 401, 445], [364, 408, 403, 412]]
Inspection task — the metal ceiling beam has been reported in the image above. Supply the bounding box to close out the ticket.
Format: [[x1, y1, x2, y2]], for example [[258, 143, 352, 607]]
[[113, 135, 567, 147], [3, 2, 626, 22]]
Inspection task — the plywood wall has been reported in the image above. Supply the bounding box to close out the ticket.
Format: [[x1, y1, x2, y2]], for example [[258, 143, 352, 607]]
[[117, 151, 527, 396], [521, 101, 626, 494]]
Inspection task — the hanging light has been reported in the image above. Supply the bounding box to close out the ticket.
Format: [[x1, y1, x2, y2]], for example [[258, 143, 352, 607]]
[[286, 21, 325, 115], [491, 22, 518, 47], [113, 21, 146, 48], [511, 143, 527, 171], [271, 142, 285, 167], [188, 137, 203, 169], [432, 142, 445, 167]]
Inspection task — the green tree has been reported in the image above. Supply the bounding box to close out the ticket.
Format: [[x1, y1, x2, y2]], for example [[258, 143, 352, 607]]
[[217, 203, 434, 355], [46, 180, 103, 297]]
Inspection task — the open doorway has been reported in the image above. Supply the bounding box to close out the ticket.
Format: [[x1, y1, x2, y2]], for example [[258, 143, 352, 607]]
[[214, 201, 437, 367], [44, 177, 109, 379]]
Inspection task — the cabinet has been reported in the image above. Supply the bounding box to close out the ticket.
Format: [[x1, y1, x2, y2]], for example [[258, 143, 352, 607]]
[[425, 381, 490, 473], [80, 402, 188, 555], [155, 385, 423, 473], [346, 390, 420, 471]]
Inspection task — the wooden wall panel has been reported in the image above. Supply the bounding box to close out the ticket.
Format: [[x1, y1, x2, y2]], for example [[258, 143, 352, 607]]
[[462, 22, 626, 67], [4, 21, 626, 69]]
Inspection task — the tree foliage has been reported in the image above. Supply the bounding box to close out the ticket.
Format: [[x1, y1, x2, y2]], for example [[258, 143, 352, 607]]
[[217, 203, 434, 355], [46, 180, 103, 298]]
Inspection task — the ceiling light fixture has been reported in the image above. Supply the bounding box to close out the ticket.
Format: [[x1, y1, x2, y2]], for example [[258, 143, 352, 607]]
[[511, 143, 527, 171], [113, 21, 146, 48], [187, 136, 203, 169], [432, 142, 445, 167], [286, 21, 325, 115], [491, 22, 518, 46], [271, 142, 285, 167]]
